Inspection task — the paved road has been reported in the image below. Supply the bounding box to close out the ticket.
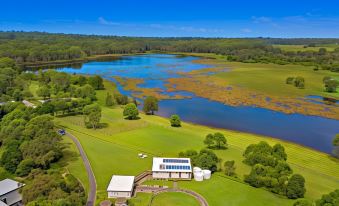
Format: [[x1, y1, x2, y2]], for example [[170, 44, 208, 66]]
[[66, 132, 96, 206]]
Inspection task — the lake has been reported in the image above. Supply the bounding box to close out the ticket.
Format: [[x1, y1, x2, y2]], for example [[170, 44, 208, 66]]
[[57, 54, 339, 154]]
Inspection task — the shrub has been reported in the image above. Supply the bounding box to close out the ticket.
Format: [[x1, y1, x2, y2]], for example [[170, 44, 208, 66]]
[[170, 114, 181, 127]]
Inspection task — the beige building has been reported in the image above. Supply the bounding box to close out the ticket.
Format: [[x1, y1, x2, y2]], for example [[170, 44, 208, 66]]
[[152, 157, 192, 179], [107, 175, 135, 198]]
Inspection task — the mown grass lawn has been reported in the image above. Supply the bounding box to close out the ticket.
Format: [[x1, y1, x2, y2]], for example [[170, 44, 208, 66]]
[[55, 80, 339, 206], [180, 175, 294, 206], [151, 192, 201, 206]]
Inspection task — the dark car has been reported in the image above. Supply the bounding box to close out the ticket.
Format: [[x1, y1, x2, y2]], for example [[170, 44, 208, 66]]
[[57, 129, 66, 135]]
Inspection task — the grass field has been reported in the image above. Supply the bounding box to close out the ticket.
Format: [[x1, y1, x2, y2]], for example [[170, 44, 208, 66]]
[[213, 61, 339, 98], [55, 80, 339, 206], [151, 192, 201, 206], [58, 135, 89, 193]]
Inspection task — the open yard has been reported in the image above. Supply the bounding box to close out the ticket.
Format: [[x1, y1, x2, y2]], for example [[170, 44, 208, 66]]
[[55, 80, 339, 206], [151, 192, 201, 206]]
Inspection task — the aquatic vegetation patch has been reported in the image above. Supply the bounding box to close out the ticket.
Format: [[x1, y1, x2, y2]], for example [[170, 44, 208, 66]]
[[113, 76, 190, 100], [165, 76, 339, 120]]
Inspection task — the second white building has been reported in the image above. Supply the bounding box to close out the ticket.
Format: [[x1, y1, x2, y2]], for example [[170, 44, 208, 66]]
[[152, 157, 192, 179], [107, 175, 135, 198]]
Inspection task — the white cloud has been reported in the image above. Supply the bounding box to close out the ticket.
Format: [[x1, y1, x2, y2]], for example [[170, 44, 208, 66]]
[[149, 24, 223, 33], [241, 28, 252, 33], [98, 17, 120, 26]]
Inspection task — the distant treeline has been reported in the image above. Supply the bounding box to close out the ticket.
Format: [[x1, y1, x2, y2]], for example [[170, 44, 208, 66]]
[[1, 31, 339, 72]]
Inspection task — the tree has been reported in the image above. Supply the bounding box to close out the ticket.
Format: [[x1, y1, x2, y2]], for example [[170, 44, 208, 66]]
[[16, 158, 35, 177], [324, 79, 338, 93], [318, 48, 327, 55], [105, 93, 114, 106], [12, 89, 23, 101], [53, 100, 68, 115], [143, 96, 158, 115], [78, 76, 87, 86], [24, 115, 55, 138], [83, 104, 101, 129], [333, 134, 339, 146], [196, 149, 219, 172], [204, 134, 214, 148], [0, 57, 16, 68], [36, 86, 51, 100], [286, 174, 306, 199], [224, 160, 236, 176], [0, 141, 22, 173], [323, 76, 332, 83], [294, 76, 305, 89], [214, 132, 227, 149], [203, 133, 227, 149], [170, 114, 181, 127], [36, 102, 55, 115], [272, 144, 287, 161], [316, 189, 339, 206], [50, 72, 70, 93], [75, 84, 96, 100], [286, 77, 295, 84], [123, 103, 139, 120], [114, 93, 129, 105], [88, 75, 104, 90], [180, 149, 219, 172]]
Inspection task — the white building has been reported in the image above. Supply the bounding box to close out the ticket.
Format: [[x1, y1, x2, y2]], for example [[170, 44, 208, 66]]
[[0, 179, 25, 206], [152, 157, 192, 179], [107, 175, 135, 198], [22, 100, 36, 108]]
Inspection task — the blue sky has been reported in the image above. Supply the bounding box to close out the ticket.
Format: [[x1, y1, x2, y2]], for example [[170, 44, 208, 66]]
[[1, 0, 339, 37]]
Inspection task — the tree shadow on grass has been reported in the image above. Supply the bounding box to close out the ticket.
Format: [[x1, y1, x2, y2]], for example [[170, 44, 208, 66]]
[[58, 142, 80, 168], [206, 146, 228, 150], [124, 116, 141, 120], [98, 122, 108, 129]]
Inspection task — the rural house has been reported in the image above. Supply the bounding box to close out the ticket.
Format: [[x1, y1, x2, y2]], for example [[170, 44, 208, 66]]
[[152, 157, 192, 179], [0, 179, 25, 206]]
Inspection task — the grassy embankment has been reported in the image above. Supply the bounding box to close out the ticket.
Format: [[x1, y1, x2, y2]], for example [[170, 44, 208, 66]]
[[55, 80, 339, 206]]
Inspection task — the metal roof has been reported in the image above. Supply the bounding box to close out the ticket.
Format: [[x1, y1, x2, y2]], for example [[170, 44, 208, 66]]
[[0, 179, 24, 196], [0, 201, 8, 206], [107, 175, 135, 192], [152, 157, 192, 172]]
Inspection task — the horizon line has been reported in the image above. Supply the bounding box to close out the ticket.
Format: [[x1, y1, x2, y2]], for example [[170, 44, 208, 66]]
[[1, 30, 339, 40]]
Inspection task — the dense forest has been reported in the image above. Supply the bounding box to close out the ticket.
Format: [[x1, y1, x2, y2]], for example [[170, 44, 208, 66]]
[[1, 31, 339, 72], [0, 58, 110, 205]]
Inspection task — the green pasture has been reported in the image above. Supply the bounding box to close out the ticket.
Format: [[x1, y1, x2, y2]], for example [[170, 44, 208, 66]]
[[55, 80, 339, 206], [213, 62, 339, 98], [151, 192, 201, 206]]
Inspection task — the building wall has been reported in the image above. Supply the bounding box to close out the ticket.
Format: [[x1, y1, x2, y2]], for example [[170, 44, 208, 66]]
[[180, 172, 191, 179], [107, 191, 132, 198], [0, 190, 22, 206], [152, 172, 191, 179]]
